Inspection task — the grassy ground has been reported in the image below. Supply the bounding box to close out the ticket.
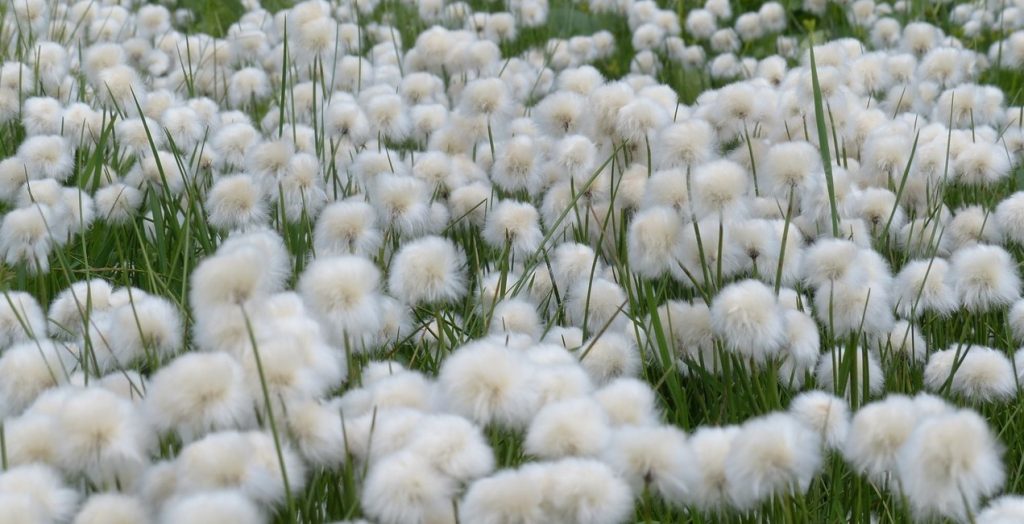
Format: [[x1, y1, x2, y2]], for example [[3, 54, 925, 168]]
[[3, 0, 1024, 522]]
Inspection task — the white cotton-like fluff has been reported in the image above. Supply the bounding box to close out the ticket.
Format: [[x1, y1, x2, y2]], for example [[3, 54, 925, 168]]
[[491, 135, 540, 192], [144, 352, 255, 443], [460, 464, 550, 524], [212, 123, 260, 171], [778, 309, 820, 389], [536, 90, 588, 136], [95, 183, 144, 224], [593, 377, 660, 427], [0, 339, 73, 419], [995, 192, 1024, 247], [642, 167, 690, 214], [656, 119, 716, 169], [175, 431, 306, 506], [366, 370, 436, 412], [54, 386, 154, 489], [578, 332, 640, 385], [526, 397, 611, 459], [603, 424, 698, 506], [530, 359, 595, 408], [313, 200, 382, 258], [0, 493, 46, 524], [843, 395, 921, 484], [448, 182, 492, 229], [892, 258, 957, 318], [483, 200, 543, 261], [724, 413, 823, 510], [954, 141, 1011, 186], [22, 97, 62, 136], [405, 414, 494, 482], [2, 410, 61, 467], [950, 244, 1021, 312], [159, 490, 263, 524], [649, 300, 716, 367], [978, 496, 1024, 523], [489, 299, 541, 339], [205, 174, 267, 231], [0, 290, 46, 347], [189, 245, 285, 318], [566, 277, 629, 333], [17, 135, 73, 181], [688, 425, 740, 510], [361, 450, 457, 524], [873, 320, 928, 364], [342, 407, 425, 465], [947, 205, 1001, 251], [924, 345, 1016, 402], [802, 238, 860, 288], [285, 399, 346, 467], [389, 235, 466, 305], [47, 279, 113, 340], [691, 159, 749, 219], [628, 206, 684, 279], [1011, 300, 1024, 343], [761, 141, 820, 198], [551, 242, 603, 290], [897, 409, 1005, 521], [814, 346, 885, 399], [710, 279, 786, 364], [544, 326, 585, 351], [299, 255, 382, 349], [73, 493, 150, 524], [103, 293, 183, 364], [0, 204, 55, 274], [0, 464, 79, 522], [812, 264, 895, 337], [540, 458, 635, 524], [438, 340, 538, 429], [789, 391, 851, 450]]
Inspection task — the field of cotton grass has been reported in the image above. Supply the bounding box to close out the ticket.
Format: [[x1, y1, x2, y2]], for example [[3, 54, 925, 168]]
[[2, 0, 1024, 522]]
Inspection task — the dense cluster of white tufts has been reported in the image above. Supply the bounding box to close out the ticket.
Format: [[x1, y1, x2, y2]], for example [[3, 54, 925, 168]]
[[2, 0, 1024, 521]]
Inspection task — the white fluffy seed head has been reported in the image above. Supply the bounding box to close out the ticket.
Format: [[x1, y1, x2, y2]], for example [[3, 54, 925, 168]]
[[0, 339, 75, 419], [710, 279, 786, 363], [361, 450, 457, 524], [73, 493, 149, 524], [205, 174, 267, 231], [897, 409, 1005, 521], [0, 290, 46, 347], [950, 244, 1021, 312], [628, 206, 684, 279], [788, 391, 851, 450], [691, 159, 749, 219], [144, 352, 255, 443], [725, 413, 823, 510], [602, 424, 698, 505], [299, 255, 382, 349], [438, 341, 538, 429], [0, 464, 79, 522], [525, 397, 611, 459], [925, 345, 1016, 402], [388, 235, 466, 305], [483, 200, 543, 260], [843, 395, 921, 483], [159, 490, 263, 524]]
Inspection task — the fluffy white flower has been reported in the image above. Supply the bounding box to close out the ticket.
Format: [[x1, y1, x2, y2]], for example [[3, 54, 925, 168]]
[[144, 352, 255, 443], [389, 236, 466, 305], [725, 413, 823, 509], [897, 409, 1004, 521], [438, 340, 538, 428], [710, 279, 786, 364]]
